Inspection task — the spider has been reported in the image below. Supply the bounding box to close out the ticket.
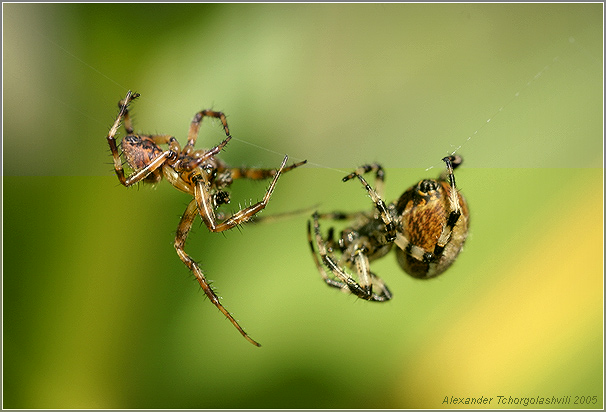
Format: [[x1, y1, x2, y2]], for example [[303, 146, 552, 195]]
[[307, 156, 469, 301], [106, 91, 306, 347]]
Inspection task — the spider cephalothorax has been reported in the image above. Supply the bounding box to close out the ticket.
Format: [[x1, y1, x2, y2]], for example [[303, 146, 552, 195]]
[[308, 156, 469, 301], [106, 91, 306, 346]]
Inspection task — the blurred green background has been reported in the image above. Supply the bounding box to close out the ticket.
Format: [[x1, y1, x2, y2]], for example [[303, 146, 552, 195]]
[[3, 3, 603, 409]]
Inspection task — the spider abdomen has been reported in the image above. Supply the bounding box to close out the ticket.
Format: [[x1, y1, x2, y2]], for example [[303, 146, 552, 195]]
[[122, 135, 163, 171], [395, 180, 469, 279]]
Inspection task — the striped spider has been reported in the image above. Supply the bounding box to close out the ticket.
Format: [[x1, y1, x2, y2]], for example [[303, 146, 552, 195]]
[[106, 91, 306, 346], [308, 156, 469, 301]]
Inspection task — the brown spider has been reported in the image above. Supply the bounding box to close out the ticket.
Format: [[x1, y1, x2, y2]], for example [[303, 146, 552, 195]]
[[307, 156, 469, 301], [106, 91, 306, 346]]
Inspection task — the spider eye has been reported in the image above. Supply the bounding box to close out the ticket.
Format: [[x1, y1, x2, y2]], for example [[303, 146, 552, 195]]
[[418, 179, 438, 194], [215, 191, 230, 206], [123, 135, 141, 144]]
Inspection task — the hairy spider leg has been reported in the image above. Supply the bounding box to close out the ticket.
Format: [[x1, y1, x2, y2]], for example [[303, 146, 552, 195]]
[[174, 199, 261, 347], [194, 155, 290, 232], [106, 90, 140, 185], [184, 109, 307, 174], [344, 172, 397, 243], [342, 163, 386, 198], [306, 219, 348, 291], [307, 213, 392, 302], [228, 158, 310, 224], [184, 109, 231, 155], [230, 159, 308, 180], [178, 109, 234, 171], [310, 211, 368, 221], [214, 160, 310, 224], [431, 156, 463, 259], [308, 165, 397, 302]]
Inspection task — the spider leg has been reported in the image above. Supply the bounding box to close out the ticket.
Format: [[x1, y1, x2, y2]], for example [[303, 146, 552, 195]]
[[230, 159, 308, 180], [307, 213, 392, 302], [313, 211, 370, 221], [306, 220, 345, 290], [174, 199, 261, 347], [184, 109, 231, 154], [439, 154, 463, 181], [227, 160, 308, 224], [171, 107, 236, 171], [368, 272, 392, 301], [429, 156, 463, 260], [248, 204, 316, 225], [195, 155, 290, 232], [117, 91, 140, 134], [107, 91, 143, 185], [342, 163, 386, 198], [344, 172, 397, 243], [246, 206, 356, 226]]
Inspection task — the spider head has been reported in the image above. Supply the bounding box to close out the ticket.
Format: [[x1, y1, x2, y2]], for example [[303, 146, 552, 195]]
[[418, 179, 439, 196]]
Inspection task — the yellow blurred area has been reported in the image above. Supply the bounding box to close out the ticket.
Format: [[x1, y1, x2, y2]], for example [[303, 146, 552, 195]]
[[396, 176, 603, 408]]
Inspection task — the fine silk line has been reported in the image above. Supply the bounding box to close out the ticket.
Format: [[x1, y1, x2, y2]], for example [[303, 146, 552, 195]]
[[35, 25, 569, 177], [425, 51, 563, 172], [33, 27, 344, 174]]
